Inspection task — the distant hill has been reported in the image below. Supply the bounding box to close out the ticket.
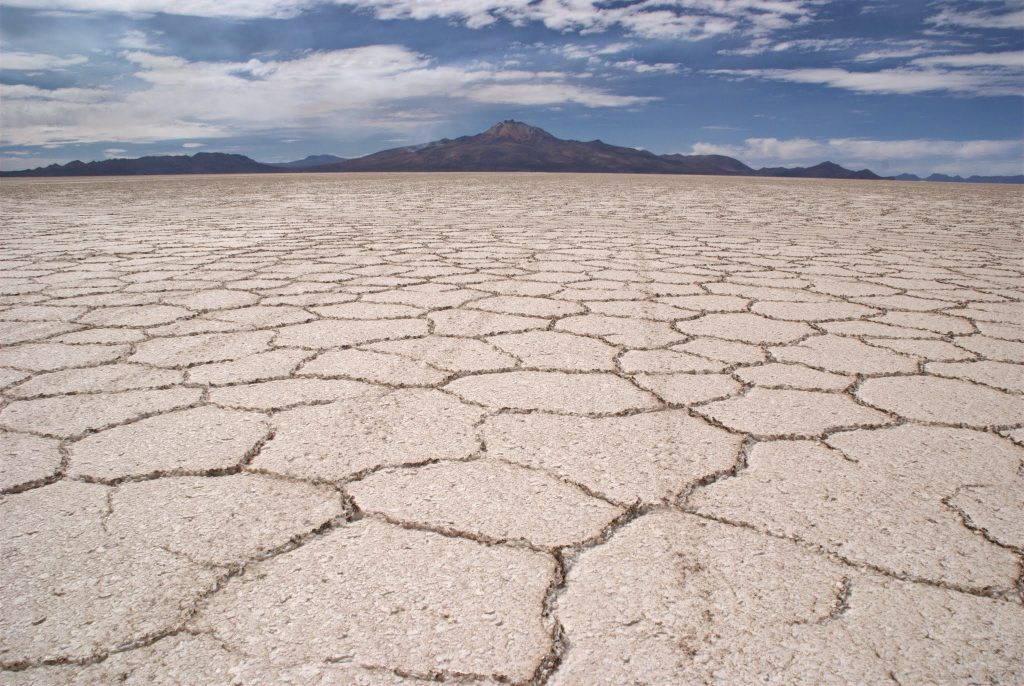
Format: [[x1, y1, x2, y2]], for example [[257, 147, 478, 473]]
[[271, 154, 346, 169], [0, 152, 278, 177], [896, 172, 1024, 184], [2, 121, 887, 180]]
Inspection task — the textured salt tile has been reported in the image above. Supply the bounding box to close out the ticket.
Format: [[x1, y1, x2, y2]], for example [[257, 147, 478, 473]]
[[186, 348, 310, 385], [77, 304, 193, 327], [474, 279, 562, 296], [253, 388, 484, 480], [770, 334, 918, 374], [54, 327, 145, 344], [209, 378, 374, 410], [585, 300, 697, 321], [706, 282, 834, 302], [657, 294, 750, 312], [468, 295, 584, 317], [948, 483, 1024, 549], [429, 308, 548, 336], [734, 363, 853, 390], [631, 373, 741, 405], [364, 287, 484, 309], [0, 387, 202, 438], [946, 301, 1023, 322], [483, 411, 740, 503], [856, 375, 1024, 427], [975, 320, 1024, 341], [750, 300, 878, 321], [164, 289, 260, 311], [0, 432, 61, 491], [0, 342, 129, 372], [109, 474, 342, 566], [146, 318, 246, 336], [195, 520, 553, 680], [692, 437, 1020, 589], [299, 348, 449, 386], [68, 406, 269, 480], [0, 367, 30, 389], [131, 331, 274, 367], [0, 481, 218, 663], [0, 305, 88, 322], [488, 330, 617, 371], [274, 318, 428, 348], [349, 461, 622, 547], [368, 336, 516, 372], [8, 364, 183, 398], [0, 321, 81, 345], [925, 360, 1024, 392], [672, 337, 766, 364], [558, 511, 1023, 684], [873, 311, 975, 335], [558, 287, 648, 301], [618, 349, 727, 374], [447, 371, 659, 414], [865, 338, 975, 361], [675, 313, 815, 345], [313, 302, 425, 318], [555, 315, 685, 348], [206, 304, 313, 327], [819, 320, 944, 339], [696, 388, 891, 437], [852, 294, 953, 310], [953, 334, 1024, 362]]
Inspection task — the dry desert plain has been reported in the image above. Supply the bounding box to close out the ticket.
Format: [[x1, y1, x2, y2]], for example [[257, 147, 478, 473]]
[[0, 173, 1022, 685]]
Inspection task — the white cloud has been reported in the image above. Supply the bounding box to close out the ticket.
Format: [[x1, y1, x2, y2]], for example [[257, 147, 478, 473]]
[[4, 0, 819, 39], [612, 59, 679, 74], [913, 51, 1024, 68], [0, 51, 88, 70], [928, 4, 1024, 30], [711, 65, 1023, 96], [118, 30, 163, 51], [182, 142, 205, 148], [689, 136, 1024, 176], [0, 45, 653, 146], [102, 147, 127, 156]]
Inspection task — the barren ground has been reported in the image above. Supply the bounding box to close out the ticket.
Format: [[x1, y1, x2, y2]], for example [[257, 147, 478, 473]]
[[0, 173, 1022, 685]]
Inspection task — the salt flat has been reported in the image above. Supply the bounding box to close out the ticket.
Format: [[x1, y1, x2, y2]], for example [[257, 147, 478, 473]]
[[0, 173, 1022, 684]]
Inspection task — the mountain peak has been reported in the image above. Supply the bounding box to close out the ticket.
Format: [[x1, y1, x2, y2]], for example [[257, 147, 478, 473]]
[[479, 120, 555, 142]]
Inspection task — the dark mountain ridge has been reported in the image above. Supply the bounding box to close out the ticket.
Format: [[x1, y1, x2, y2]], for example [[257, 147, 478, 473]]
[[5, 120, 993, 181]]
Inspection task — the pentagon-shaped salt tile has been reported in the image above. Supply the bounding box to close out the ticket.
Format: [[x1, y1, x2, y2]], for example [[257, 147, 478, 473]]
[[194, 520, 553, 681], [8, 364, 183, 398], [130, 331, 274, 367], [163, 289, 260, 311], [483, 410, 740, 503], [468, 295, 584, 318], [0, 343, 130, 372], [68, 406, 269, 480], [0, 387, 202, 438], [428, 309, 548, 336], [770, 335, 918, 375], [695, 388, 892, 437], [253, 388, 484, 481], [108, 474, 342, 566], [368, 336, 516, 373], [186, 348, 310, 385], [555, 315, 684, 348], [488, 331, 617, 371], [447, 371, 658, 414], [275, 318, 428, 348], [77, 304, 193, 327], [675, 313, 814, 345], [349, 460, 623, 548], [299, 348, 449, 386], [856, 375, 1024, 427]]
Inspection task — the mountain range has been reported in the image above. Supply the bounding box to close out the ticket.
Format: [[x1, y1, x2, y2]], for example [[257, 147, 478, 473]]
[[1, 121, 1017, 182]]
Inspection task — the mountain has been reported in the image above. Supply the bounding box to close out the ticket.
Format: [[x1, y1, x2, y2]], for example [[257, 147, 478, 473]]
[[754, 161, 883, 180], [2, 121, 885, 180], [894, 172, 1023, 184], [271, 154, 346, 169], [0, 152, 278, 177]]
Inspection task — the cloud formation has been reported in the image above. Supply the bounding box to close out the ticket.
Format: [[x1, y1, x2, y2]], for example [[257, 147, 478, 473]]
[[0, 45, 653, 146]]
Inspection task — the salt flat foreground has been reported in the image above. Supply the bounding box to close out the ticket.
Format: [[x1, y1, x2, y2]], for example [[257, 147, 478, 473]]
[[0, 173, 1022, 685]]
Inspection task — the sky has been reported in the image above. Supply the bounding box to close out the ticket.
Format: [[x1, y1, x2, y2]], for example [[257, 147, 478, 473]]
[[0, 0, 1022, 175]]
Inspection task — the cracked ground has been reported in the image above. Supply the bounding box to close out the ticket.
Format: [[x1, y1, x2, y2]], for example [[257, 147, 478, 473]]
[[0, 173, 1022, 685]]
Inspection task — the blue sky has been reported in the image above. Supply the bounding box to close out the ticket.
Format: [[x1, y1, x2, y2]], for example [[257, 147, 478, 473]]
[[1, 0, 1022, 175]]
